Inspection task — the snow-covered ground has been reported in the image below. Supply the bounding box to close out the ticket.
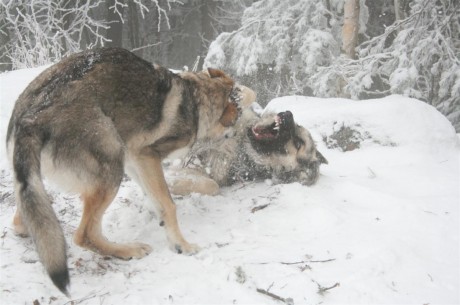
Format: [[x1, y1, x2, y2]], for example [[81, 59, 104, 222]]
[[0, 67, 459, 305]]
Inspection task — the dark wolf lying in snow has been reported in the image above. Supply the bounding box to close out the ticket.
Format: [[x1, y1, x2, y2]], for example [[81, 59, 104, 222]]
[[168, 103, 328, 196]]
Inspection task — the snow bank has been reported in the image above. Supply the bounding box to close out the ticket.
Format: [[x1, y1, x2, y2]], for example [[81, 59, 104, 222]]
[[265, 95, 459, 156]]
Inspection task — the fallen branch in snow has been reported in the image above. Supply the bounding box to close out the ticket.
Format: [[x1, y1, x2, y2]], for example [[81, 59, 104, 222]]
[[299, 265, 312, 272], [232, 183, 248, 192], [258, 189, 280, 200], [316, 282, 340, 295], [281, 258, 336, 265], [0, 191, 11, 201], [251, 203, 270, 213], [251, 189, 281, 213], [256, 288, 294, 305], [63, 290, 109, 305], [255, 258, 336, 266]]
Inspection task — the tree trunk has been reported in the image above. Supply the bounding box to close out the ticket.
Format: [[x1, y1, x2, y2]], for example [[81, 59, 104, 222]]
[[394, 0, 411, 21], [394, 0, 404, 21], [198, 0, 217, 69], [128, 2, 140, 51], [342, 0, 360, 59], [106, 0, 124, 48], [200, 1, 216, 52]]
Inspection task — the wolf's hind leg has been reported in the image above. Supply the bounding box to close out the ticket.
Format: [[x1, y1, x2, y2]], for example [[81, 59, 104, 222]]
[[74, 185, 152, 259], [169, 171, 220, 196]]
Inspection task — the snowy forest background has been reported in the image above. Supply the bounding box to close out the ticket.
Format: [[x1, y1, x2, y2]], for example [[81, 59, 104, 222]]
[[0, 0, 459, 131]]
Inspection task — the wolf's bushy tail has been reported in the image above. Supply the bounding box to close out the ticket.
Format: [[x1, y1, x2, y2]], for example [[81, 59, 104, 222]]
[[12, 130, 70, 296]]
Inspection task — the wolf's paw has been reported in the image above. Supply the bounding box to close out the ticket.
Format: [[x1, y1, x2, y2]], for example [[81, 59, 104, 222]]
[[174, 242, 200, 255], [116, 242, 153, 259]]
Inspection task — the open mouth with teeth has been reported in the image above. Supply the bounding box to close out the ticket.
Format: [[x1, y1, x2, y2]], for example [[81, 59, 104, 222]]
[[251, 111, 293, 140]]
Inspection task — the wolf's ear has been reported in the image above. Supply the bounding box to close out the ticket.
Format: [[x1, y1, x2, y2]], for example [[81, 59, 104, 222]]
[[238, 85, 257, 107], [317, 151, 328, 164], [207, 68, 227, 78], [207, 68, 235, 87]]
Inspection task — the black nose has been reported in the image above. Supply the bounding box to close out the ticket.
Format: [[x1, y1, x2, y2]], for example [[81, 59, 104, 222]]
[[278, 111, 294, 125]]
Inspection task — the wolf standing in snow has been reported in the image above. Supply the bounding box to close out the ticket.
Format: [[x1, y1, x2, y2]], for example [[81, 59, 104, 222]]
[[6, 48, 251, 295]]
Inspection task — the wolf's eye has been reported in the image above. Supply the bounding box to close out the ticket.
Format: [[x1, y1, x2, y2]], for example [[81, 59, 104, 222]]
[[294, 137, 304, 150]]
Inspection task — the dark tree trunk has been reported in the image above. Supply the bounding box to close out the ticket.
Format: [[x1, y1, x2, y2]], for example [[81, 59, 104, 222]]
[[128, 2, 140, 51], [106, 0, 124, 47]]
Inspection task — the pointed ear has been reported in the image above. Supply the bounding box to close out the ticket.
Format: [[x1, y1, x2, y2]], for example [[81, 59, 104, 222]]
[[238, 85, 257, 107], [207, 68, 235, 87], [317, 151, 328, 164], [219, 103, 239, 127], [207, 68, 227, 78]]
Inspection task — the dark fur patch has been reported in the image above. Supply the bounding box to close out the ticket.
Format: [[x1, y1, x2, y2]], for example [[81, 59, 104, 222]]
[[49, 268, 70, 296], [219, 103, 240, 127]]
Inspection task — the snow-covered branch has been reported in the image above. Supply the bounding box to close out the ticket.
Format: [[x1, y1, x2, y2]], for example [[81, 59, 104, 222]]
[[205, 0, 459, 130], [0, 0, 180, 69], [0, 0, 109, 68]]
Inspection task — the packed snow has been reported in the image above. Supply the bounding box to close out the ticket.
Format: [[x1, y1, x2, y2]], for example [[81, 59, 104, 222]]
[[0, 67, 459, 305]]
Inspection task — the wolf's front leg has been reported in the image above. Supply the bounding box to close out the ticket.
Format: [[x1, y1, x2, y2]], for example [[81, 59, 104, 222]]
[[131, 153, 200, 254]]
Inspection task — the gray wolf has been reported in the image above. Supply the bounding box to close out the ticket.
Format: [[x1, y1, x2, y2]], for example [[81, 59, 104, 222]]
[[6, 48, 250, 295], [168, 105, 328, 196]]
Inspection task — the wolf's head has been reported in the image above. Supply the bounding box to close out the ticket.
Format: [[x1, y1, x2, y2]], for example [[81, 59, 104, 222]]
[[246, 111, 328, 185], [180, 68, 255, 141]]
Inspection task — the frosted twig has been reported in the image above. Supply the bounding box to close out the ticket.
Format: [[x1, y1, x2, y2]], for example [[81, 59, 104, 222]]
[[282, 258, 336, 265], [256, 288, 294, 305], [251, 203, 270, 213], [108, 0, 128, 23], [131, 42, 162, 52], [316, 282, 340, 295], [255, 258, 336, 265], [63, 289, 108, 305]]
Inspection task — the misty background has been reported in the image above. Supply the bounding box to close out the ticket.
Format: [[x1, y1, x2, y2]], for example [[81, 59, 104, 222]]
[[1, 0, 458, 130]]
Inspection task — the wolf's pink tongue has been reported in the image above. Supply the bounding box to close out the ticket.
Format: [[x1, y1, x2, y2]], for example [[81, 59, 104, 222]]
[[252, 126, 276, 140]]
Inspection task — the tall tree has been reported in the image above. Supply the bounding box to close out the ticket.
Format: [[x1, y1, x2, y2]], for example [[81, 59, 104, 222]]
[[342, 0, 360, 59], [318, 0, 460, 130], [394, 0, 410, 21], [128, 1, 141, 51], [106, 0, 125, 47], [199, 0, 217, 65], [204, 0, 343, 104]]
